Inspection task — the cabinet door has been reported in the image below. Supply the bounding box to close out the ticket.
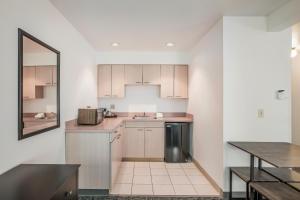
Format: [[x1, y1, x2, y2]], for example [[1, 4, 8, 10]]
[[23, 66, 36, 100], [174, 65, 188, 98], [98, 65, 112, 98], [145, 128, 164, 158], [35, 66, 53, 86], [125, 65, 143, 85], [124, 128, 144, 158], [111, 65, 125, 98], [142, 65, 161, 85], [160, 65, 174, 98], [66, 133, 111, 189]]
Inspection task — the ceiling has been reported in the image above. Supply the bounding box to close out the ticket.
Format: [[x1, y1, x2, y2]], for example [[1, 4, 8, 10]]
[[50, 0, 290, 52]]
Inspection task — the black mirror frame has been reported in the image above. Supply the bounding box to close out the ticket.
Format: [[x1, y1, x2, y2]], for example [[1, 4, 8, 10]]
[[18, 28, 60, 140]]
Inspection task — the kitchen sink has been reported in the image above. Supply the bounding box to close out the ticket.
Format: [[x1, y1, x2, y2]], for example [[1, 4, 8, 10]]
[[132, 115, 157, 120]]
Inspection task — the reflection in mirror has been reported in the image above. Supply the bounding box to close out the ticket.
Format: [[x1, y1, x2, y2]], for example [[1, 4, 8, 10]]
[[19, 29, 60, 139]]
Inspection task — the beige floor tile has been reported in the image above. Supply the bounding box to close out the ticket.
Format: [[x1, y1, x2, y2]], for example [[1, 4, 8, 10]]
[[121, 162, 135, 168], [134, 167, 151, 175], [151, 175, 172, 185], [184, 168, 203, 176], [180, 162, 197, 169], [150, 162, 166, 169], [110, 184, 132, 195], [132, 184, 153, 195], [133, 175, 152, 184], [188, 175, 210, 185], [116, 174, 133, 184], [167, 168, 185, 176], [119, 167, 134, 175], [135, 162, 150, 168], [173, 185, 197, 195], [151, 168, 168, 176], [153, 185, 175, 195], [169, 175, 191, 185], [193, 184, 219, 196], [165, 163, 182, 169]]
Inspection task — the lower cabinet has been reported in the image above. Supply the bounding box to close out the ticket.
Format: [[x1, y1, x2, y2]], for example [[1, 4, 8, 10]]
[[124, 128, 145, 158], [145, 128, 164, 158], [123, 122, 165, 159], [66, 124, 123, 190]]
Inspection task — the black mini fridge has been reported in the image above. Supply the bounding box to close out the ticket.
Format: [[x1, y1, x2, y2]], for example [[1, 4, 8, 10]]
[[165, 123, 191, 163]]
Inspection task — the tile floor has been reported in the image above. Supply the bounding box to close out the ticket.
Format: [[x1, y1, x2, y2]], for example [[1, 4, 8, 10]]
[[110, 161, 220, 196]]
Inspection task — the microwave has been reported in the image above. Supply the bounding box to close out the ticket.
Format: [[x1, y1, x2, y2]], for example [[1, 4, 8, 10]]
[[77, 108, 104, 125]]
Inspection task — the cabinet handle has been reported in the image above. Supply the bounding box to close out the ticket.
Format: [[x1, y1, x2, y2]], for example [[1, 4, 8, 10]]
[[145, 129, 152, 132], [144, 82, 150, 84], [175, 96, 181, 98], [105, 94, 111, 97], [167, 96, 173, 98], [136, 81, 142, 84], [114, 130, 118, 133], [137, 129, 144, 131]]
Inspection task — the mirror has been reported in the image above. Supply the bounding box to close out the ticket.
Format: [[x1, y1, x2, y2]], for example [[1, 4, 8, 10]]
[[18, 29, 60, 140]]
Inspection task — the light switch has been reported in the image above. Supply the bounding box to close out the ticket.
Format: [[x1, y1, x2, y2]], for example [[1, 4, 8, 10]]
[[258, 109, 264, 118]]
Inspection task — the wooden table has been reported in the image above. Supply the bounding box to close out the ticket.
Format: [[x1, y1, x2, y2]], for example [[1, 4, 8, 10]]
[[228, 142, 300, 199], [0, 164, 80, 200]]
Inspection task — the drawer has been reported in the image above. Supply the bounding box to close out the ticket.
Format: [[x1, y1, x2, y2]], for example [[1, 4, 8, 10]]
[[144, 121, 164, 128], [125, 121, 164, 128], [51, 171, 78, 200], [125, 121, 144, 128]]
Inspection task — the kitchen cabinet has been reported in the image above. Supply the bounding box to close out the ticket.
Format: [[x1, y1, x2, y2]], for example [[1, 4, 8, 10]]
[[124, 128, 145, 158], [142, 65, 161, 85], [124, 121, 164, 159], [35, 66, 53, 86], [66, 124, 124, 189], [23, 66, 43, 100], [98, 65, 125, 98], [174, 65, 188, 98], [98, 65, 112, 98], [111, 65, 125, 98], [144, 128, 164, 158], [160, 65, 188, 99], [125, 64, 143, 85], [160, 65, 174, 98]]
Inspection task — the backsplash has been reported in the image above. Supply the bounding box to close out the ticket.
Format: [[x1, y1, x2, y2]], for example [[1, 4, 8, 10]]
[[98, 85, 188, 112]]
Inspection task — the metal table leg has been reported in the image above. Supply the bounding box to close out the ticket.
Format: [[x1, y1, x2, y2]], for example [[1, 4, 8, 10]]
[[229, 168, 233, 200]]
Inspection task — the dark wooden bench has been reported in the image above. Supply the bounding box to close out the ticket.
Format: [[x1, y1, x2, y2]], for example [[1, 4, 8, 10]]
[[249, 182, 300, 200], [263, 167, 300, 183], [229, 167, 278, 200]]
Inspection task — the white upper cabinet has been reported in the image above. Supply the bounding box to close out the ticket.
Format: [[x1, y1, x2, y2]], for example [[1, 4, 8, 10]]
[[160, 65, 175, 98], [35, 66, 53, 86], [98, 64, 188, 99], [125, 65, 143, 85], [142, 65, 161, 85], [98, 65, 112, 98], [174, 65, 188, 98], [98, 65, 125, 98], [111, 65, 125, 98]]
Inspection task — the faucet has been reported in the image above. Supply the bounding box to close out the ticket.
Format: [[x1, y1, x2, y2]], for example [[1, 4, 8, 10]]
[[143, 112, 146, 117]]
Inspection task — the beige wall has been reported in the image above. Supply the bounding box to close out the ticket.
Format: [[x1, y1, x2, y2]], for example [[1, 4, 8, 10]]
[[292, 23, 300, 145]]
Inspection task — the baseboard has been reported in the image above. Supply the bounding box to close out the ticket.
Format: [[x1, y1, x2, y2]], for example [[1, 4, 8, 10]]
[[192, 158, 223, 196]]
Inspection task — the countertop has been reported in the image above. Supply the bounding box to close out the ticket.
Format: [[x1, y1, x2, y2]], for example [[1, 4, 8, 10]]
[[65, 115, 193, 133]]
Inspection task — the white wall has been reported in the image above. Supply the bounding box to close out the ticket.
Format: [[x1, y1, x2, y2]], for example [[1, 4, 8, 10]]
[[0, 0, 97, 174], [187, 19, 224, 188], [96, 52, 190, 112], [24, 52, 57, 66], [292, 23, 300, 145], [223, 17, 292, 191], [100, 85, 188, 112]]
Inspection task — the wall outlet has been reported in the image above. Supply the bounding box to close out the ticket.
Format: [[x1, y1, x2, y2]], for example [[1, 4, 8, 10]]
[[257, 109, 264, 118]]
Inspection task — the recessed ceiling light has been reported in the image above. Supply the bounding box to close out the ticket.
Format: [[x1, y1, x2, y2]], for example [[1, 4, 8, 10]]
[[166, 42, 175, 47], [111, 42, 119, 47]]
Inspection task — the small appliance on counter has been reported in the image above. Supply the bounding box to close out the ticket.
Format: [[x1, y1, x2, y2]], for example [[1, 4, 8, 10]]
[[77, 107, 104, 125], [102, 108, 117, 118]]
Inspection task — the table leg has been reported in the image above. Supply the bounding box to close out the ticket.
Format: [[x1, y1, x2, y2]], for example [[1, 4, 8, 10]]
[[250, 155, 254, 180], [258, 159, 262, 169]]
